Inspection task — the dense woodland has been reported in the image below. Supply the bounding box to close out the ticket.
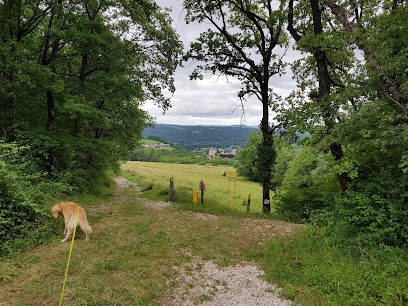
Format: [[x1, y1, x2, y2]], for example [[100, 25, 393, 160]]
[[1, 0, 408, 268], [0, 0, 182, 254]]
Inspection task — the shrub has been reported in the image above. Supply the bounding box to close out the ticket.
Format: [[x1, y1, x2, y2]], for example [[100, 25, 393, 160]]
[[274, 147, 339, 221], [332, 167, 408, 246], [0, 141, 65, 257]]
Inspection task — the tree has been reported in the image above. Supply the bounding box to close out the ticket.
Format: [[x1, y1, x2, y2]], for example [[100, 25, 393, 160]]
[[285, 0, 357, 192], [279, 0, 408, 244], [236, 130, 262, 182], [236, 130, 294, 187], [0, 0, 182, 190], [322, 0, 408, 114], [183, 0, 286, 213]]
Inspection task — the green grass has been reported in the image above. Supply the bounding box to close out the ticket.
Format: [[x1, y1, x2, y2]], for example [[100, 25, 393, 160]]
[[3, 163, 408, 305], [0, 182, 274, 305], [121, 161, 271, 216], [141, 139, 159, 144], [251, 228, 408, 305], [122, 162, 408, 305]]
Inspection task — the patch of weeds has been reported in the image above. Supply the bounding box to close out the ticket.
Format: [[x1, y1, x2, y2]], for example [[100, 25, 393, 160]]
[[194, 294, 211, 305], [194, 263, 203, 270]]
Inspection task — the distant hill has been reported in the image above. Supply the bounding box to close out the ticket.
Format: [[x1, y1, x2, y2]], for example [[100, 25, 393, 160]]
[[142, 124, 258, 150]]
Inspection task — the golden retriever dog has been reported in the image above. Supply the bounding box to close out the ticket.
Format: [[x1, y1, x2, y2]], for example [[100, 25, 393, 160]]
[[51, 202, 92, 242]]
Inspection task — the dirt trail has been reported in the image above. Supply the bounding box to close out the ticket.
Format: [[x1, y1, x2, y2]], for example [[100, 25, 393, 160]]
[[114, 177, 295, 305]]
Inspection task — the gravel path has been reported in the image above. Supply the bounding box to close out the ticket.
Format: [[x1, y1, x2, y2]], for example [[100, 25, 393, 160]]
[[114, 177, 293, 306], [167, 256, 292, 306]]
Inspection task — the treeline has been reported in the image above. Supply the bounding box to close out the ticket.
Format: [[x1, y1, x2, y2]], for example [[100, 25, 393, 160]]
[[0, 0, 181, 256], [143, 124, 257, 150], [238, 123, 408, 246], [184, 0, 408, 247]]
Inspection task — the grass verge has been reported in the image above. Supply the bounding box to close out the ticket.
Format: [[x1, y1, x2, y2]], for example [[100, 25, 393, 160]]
[[252, 227, 408, 305]]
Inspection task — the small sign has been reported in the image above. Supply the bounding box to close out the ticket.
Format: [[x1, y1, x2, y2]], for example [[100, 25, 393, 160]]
[[223, 171, 237, 177], [264, 199, 270, 205], [199, 180, 206, 192]]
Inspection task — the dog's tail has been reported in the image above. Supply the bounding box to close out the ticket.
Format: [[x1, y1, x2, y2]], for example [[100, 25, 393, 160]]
[[78, 213, 92, 241], [80, 219, 92, 235]]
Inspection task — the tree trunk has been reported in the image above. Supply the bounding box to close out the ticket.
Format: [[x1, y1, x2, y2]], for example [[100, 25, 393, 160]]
[[259, 87, 275, 214], [73, 54, 88, 137], [46, 90, 54, 131], [310, 0, 350, 192]]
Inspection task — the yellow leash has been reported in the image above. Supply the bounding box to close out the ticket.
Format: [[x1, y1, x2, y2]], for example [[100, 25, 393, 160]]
[[59, 207, 80, 306]]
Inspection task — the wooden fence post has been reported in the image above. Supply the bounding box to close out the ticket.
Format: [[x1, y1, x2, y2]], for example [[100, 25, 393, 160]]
[[170, 177, 174, 202], [247, 194, 251, 213]]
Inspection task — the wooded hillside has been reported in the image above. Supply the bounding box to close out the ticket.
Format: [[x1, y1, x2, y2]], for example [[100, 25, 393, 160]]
[[143, 124, 257, 150]]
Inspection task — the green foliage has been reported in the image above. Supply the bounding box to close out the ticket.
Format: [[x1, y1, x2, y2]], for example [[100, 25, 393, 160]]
[[235, 131, 263, 182], [275, 146, 339, 222], [129, 145, 236, 166], [0, 0, 181, 254], [0, 142, 63, 257], [0, 0, 182, 190], [256, 228, 408, 305], [273, 1, 408, 246]]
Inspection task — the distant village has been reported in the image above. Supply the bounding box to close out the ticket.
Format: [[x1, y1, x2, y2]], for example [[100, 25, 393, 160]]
[[142, 143, 171, 149], [205, 147, 238, 159], [142, 143, 238, 158]]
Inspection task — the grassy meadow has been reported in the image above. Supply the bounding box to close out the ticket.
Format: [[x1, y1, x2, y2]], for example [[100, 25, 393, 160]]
[[2, 163, 407, 305], [121, 161, 267, 216]]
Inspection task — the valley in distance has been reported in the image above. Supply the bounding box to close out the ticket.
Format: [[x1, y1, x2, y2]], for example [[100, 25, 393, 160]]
[[142, 124, 258, 151]]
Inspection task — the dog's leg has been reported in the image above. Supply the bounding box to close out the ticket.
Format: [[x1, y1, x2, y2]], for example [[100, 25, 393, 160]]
[[64, 218, 69, 235], [61, 226, 73, 243]]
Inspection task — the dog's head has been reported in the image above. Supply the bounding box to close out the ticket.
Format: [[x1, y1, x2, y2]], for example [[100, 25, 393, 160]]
[[51, 204, 62, 218]]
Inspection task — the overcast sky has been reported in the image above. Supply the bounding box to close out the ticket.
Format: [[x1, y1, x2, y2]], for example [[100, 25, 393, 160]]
[[142, 0, 302, 127]]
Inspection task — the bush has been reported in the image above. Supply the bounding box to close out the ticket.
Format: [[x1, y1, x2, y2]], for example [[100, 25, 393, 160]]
[[274, 147, 339, 221], [0, 141, 66, 257], [275, 189, 327, 222], [331, 167, 408, 246]]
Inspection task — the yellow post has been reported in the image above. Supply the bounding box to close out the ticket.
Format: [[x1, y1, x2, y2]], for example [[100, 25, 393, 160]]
[[193, 191, 199, 204]]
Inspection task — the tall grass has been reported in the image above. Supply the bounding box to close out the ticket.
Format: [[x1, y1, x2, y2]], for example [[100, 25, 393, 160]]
[[121, 161, 272, 217], [251, 227, 408, 305]]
